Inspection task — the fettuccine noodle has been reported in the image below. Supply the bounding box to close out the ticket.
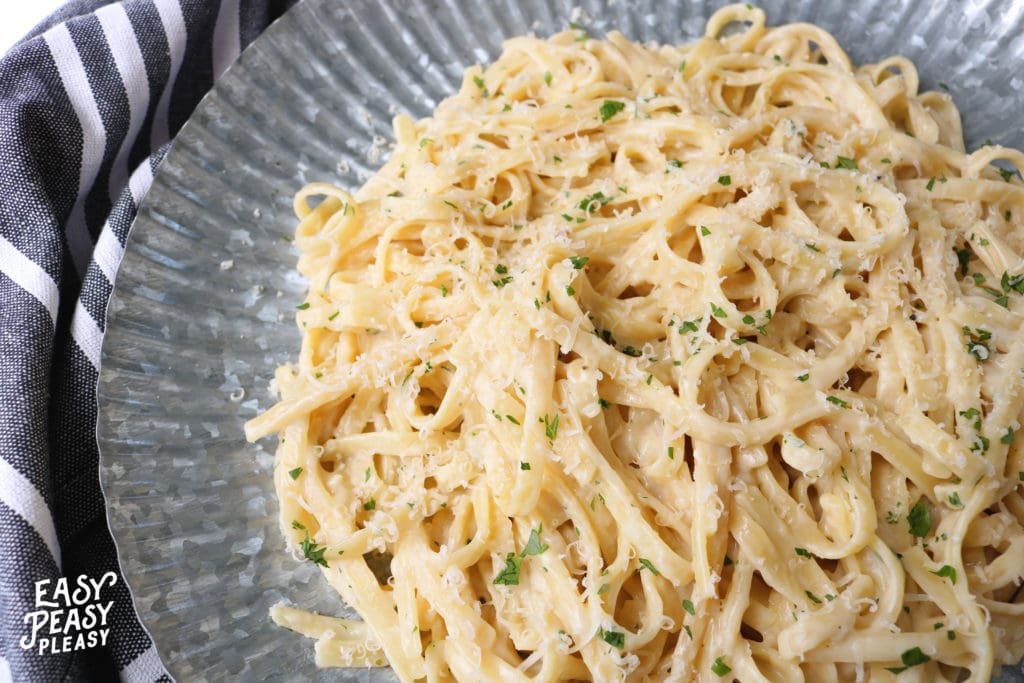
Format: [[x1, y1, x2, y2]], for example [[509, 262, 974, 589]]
[[246, 5, 1024, 680]]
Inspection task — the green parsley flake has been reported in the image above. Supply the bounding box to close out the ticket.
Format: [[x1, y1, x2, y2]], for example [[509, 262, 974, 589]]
[[885, 646, 931, 674], [299, 530, 328, 567], [295, 302, 310, 310], [363, 498, 376, 511], [711, 656, 732, 677], [797, 373, 809, 382], [710, 303, 727, 318], [472, 75, 489, 98], [926, 177, 936, 191], [836, 156, 858, 170], [493, 553, 522, 585], [599, 627, 625, 649], [679, 318, 701, 333], [700, 225, 711, 236], [932, 565, 957, 584], [288, 467, 302, 480], [570, 255, 590, 269], [717, 175, 731, 186], [544, 413, 559, 441], [520, 461, 531, 470], [907, 501, 932, 538], [795, 547, 812, 558], [638, 558, 660, 576], [544, 70, 552, 86], [962, 326, 992, 362], [826, 395, 850, 409], [522, 526, 549, 556], [806, 590, 823, 604], [599, 100, 626, 122], [682, 599, 695, 615]]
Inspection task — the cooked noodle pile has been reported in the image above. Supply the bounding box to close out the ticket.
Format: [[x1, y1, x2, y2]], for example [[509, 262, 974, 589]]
[[246, 5, 1024, 680]]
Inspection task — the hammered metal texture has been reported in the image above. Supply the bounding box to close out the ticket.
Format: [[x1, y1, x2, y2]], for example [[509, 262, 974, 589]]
[[97, 0, 1024, 680]]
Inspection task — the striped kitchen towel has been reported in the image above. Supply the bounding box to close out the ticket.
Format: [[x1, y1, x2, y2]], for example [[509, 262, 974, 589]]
[[0, 1, 296, 680]]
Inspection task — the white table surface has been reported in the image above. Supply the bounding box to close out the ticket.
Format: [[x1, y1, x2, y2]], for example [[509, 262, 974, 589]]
[[1, 1, 69, 57]]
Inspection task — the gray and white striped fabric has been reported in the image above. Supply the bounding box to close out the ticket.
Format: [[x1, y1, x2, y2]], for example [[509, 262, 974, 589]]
[[0, 1, 295, 680]]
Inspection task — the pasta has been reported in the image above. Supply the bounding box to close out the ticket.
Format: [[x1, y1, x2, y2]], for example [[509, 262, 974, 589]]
[[245, 4, 1024, 680]]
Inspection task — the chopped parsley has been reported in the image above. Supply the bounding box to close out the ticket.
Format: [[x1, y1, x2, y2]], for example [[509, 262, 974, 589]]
[[1001, 270, 1024, 294], [717, 175, 732, 186], [472, 74, 489, 98], [599, 100, 626, 122], [700, 225, 711, 236], [926, 176, 936, 191], [806, 590, 822, 604], [835, 156, 858, 170], [907, 501, 931, 538], [932, 565, 957, 584], [682, 599, 695, 615], [599, 627, 625, 649], [295, 302, 310, 310], [710, 303, 727, 318], [577, 192, 611, 214], [679, 318, 701, 333], [493, 553, 522, 585], [826, 395, 850, 409], [492, 263, 513, 287], [999, 167, 1017, 182], [962, 326, 992, 362], [520, 461, 531, 470], [544, 413, 559, 441], [544, 70, 552, 86], [711, 656, 732, 676], [638, 558, 660, 576], [363, 498, 376, 511], [948, 492, 963, 508], [288, 467, 302, 480], [797, 373, 809, 382], [795, 547, 812, 558], [569, 255, 590, 269], [1002, 427, 1015, 445], [522, 526, 549, 556], [293, 522, 329, 568], [884, 646, 931, 674]]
